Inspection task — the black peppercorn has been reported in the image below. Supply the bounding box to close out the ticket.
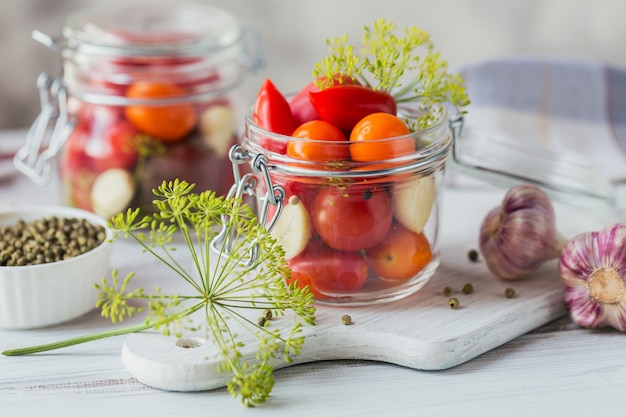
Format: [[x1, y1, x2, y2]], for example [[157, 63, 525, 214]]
[[462, 283, 474, 294]]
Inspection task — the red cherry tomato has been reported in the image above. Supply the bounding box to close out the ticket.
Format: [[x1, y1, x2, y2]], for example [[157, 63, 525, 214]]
[[61, 104, 141, 210], [253, 79, 297, 154], [287, 240, 368, 296], [349, 113, 415, 162], [61, 126, 94, 211], [286, 120, 349, 162], [90, 120, 141, 172], [64, 104, 140, 173], [125, 81, 197, 142], [366, 223, 433, 280], [289, 74, 359, 125], [312, 185, 392, 251], [308, 84, 397, 132]]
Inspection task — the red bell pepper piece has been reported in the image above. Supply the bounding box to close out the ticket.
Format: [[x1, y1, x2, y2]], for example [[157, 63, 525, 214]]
[[253, 79, 297, 135], [289, 80, 321, 126], [308, 84, 397, 132], [253, 79, 298, 153], [289, 74, 359, 126]]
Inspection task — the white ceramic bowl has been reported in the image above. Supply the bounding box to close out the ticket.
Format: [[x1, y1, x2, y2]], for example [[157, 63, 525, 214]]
[[0, 205, 113, 329]]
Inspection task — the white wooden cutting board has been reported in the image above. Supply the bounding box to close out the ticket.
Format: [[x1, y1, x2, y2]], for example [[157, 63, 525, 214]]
[[119, 188, 615, 392]]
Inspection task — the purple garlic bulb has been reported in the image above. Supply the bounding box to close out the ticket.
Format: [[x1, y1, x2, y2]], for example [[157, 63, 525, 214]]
[[559, 223, 626, 331], [479, 184, 566, 280]]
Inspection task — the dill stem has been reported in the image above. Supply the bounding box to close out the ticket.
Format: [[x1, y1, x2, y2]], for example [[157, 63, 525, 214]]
[[128, 232, 203, 294], [2, 302, 204, 356]]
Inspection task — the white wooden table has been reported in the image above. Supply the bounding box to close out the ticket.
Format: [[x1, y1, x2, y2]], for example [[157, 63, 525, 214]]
[[1, 130, 625, 417]]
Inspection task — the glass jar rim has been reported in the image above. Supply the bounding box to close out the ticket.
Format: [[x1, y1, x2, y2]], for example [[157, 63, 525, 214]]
[[60, 0, 243, 57], [243, 107, 452, 178]]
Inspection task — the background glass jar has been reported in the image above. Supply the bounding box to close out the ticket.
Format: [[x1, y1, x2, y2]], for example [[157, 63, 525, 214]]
[[231, 107, 453, 305], [14, 1, 263, 218]]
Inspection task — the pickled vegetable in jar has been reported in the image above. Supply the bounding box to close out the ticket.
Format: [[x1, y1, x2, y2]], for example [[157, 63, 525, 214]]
[[233, 105, 452, 305], [17, 1, 263, 218]]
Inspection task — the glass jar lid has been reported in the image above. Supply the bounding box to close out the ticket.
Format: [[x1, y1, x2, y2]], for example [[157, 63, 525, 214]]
[[60, 0, 243, 57]]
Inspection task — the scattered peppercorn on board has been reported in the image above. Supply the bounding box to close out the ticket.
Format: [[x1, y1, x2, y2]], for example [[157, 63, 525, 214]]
[[119, 188, 617, 392]]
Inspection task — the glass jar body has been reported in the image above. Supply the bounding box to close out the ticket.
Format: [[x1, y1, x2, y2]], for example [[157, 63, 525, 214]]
[[25, 1, 261, 218], [240, 109, 452, 305]]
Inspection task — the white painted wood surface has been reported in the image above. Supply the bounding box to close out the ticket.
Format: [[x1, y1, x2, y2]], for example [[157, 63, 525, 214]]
[[118, 187, 623, 393], [1, 130, 625, 416]]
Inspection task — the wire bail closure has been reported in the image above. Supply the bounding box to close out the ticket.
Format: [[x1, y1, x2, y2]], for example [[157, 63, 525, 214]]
[[210, 144, 285, 265], [13, 72, 75, 185]]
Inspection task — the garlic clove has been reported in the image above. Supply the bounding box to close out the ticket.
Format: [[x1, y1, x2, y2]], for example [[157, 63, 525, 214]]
[[199, 105, 236, 158], [391, 175, 435, 234], [270, 195, 312, 260], [91, 168, 136, 220], [479, 184, 564, 280], [559, 223, 626, 331]]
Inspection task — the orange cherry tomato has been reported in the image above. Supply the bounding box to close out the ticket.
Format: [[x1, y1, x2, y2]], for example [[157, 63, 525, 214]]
[[365, 223, 432, 280], [349, 113, 415, 162], [286, 120, 349, 162], [124, 81, 197, 142]]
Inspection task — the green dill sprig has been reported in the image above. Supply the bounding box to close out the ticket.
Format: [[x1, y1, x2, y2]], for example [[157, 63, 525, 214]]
[[95, 270, 145, 324], [313, 18, 470, 128], [2, 179, 316, 408]]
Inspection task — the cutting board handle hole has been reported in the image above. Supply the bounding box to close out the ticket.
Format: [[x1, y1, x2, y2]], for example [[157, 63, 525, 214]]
[[175, 337, 205, 349]]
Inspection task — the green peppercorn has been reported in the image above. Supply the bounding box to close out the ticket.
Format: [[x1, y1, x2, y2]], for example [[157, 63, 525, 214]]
[[0, 216, 105, 266], [462, 283, 474, 294], [443, 286, 453, 296], [468, 249, 479, 262], [448, 297, 460, 310], [341, 314, 352, 325], [505, 288, 516, 299]]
